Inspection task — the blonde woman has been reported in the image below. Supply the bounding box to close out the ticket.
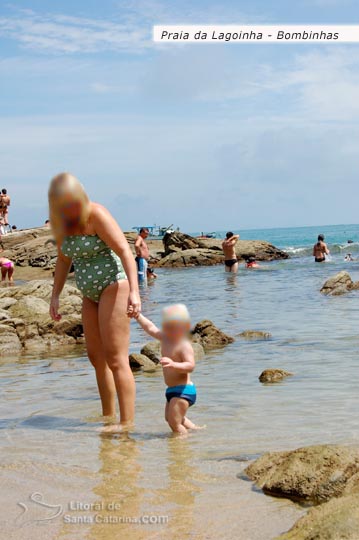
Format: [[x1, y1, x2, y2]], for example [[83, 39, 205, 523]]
[[49, 173, 140, 430]]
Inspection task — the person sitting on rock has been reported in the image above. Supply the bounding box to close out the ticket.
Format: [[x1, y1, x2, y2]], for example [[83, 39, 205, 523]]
[[245, 256, 260, 269], [0, 257, 14, 282], [222, 231, 239, 273], [133, 304, 202, 435]]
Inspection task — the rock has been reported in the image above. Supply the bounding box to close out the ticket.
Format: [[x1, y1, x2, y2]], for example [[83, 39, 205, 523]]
[[140, 340, 205, 363], [320, 271, 353, 296], [277, 494, 359, 540], [191, 320, 234, 351], [157, 248, 223, 268], [0, 279, 83, 356], [129, 353, 157, 371], [0, 324, 22, 354], [245, 445, 359, 504], [158, 232, 288, 267], [259, 369, 293, 383], [239, 330, 272, 340], [140, 341, 162, 363], [9, 296, 50, 319], [163, 231, 209, 255]]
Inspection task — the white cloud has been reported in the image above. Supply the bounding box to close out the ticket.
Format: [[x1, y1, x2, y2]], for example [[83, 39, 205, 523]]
[[0, 8, 150, 53]]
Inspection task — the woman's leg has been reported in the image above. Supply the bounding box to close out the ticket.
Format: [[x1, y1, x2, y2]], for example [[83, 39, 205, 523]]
[[82, 297, 117, 417], [98, 280, 135, 426]]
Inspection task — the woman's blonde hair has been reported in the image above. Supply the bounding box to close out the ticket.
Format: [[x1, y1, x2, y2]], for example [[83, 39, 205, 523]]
[[48, 172, 90, 239]]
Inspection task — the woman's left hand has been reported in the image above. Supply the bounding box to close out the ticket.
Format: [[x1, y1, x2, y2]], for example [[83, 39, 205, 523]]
[[127, 290, 141, 318]]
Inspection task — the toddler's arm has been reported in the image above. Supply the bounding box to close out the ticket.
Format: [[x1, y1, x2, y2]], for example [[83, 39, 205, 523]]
[[160, 343, 195, 373], [136, 313, 162, 340]]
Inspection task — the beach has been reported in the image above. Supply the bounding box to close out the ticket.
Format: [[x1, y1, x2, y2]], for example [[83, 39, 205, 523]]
[[1, 224, 359, 539]]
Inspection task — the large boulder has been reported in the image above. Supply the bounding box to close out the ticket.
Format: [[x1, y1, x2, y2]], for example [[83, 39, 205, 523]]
[[245, 445, 359, 504], [277, 494, 359, 540], [320, 271, 358, 296], [259, 369, 293, 383], [158, 232, 288, 267], [163, 231, 208, 255], [191, 320, 234, 351], [157, 248, 223, 268]]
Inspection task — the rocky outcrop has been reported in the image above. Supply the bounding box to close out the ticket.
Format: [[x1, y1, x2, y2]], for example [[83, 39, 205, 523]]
[[277, 494, 359, 539], [245, 445, 359, 503], [0, 279, 83, 355], [191, 320, 234, 351], [244, 444, 359, 539], [320, 271, 359, 296], [158, 232, 288, 267], [259, 369, 293, 383], [239, 330, 272, 340], [156, 248, 223, 268]]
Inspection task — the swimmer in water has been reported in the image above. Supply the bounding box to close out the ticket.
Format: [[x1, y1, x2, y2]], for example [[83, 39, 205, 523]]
[[0, 257, 14, 281], [313, 234, 330, 263], [345, 253, 354, 262], [222, 231, 239, 273], [135, 304, 201, 435], [245, 256, 260, 269]]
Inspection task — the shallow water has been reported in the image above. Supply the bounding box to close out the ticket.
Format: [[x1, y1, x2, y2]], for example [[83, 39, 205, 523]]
[[2, 254, 359, 539]]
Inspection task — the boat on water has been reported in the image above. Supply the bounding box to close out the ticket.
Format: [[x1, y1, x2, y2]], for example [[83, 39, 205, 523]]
[[196, 232, 217, 239], [131, 224, 176, 239]]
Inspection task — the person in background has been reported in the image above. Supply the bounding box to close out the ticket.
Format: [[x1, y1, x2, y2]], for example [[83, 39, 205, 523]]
[[0, 189, 10, 233], [147, 267, 158, 280], [11, 225, 17, 231], [135, 227, 150, 283], [313, 234, 330, 263], [0, 257, 14, 282], [245, 256, 260, 269], [345, 253, 354, 262], [222, 231, 240, 273], [44, 219, 51, 228]]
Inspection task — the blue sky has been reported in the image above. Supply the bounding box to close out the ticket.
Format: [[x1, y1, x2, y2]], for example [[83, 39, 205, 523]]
[[1, 0, 359, 232]]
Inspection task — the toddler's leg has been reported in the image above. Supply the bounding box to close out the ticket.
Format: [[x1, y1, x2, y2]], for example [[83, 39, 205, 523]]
[[1, 267, 7, 281], [167, 398, 189, 435]]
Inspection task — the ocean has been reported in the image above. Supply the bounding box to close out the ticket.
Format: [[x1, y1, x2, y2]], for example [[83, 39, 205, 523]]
[[1, 223, 359, 540]]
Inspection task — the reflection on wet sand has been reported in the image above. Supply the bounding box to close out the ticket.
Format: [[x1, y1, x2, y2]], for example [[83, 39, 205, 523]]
[[87, 434, 144, 540]]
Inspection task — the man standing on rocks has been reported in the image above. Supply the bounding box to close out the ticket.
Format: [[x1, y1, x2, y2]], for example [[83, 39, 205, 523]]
[[135, 227, 150, 283], [0, 188, 10, 234], [222, 231, 239, 273]]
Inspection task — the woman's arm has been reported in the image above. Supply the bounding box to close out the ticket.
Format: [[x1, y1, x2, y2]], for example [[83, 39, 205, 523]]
[[50, 245, 72, 321], [136, 314, 162, 340], [91, 204, 141, 315]]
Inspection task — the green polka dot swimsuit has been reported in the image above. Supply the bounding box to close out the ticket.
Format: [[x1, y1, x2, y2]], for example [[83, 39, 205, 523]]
[[62, 235, 127, 302]]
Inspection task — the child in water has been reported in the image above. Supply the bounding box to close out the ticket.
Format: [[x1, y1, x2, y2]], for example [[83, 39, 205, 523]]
[[0, 257, 14, 281], [135, 304, 199, 435]]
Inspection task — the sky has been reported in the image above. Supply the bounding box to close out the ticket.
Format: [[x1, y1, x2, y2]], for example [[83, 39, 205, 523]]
[[1, 0, 359, 232]]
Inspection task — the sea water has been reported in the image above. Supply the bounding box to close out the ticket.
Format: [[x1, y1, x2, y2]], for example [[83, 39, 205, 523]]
[[1, 224, 359, 539]]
